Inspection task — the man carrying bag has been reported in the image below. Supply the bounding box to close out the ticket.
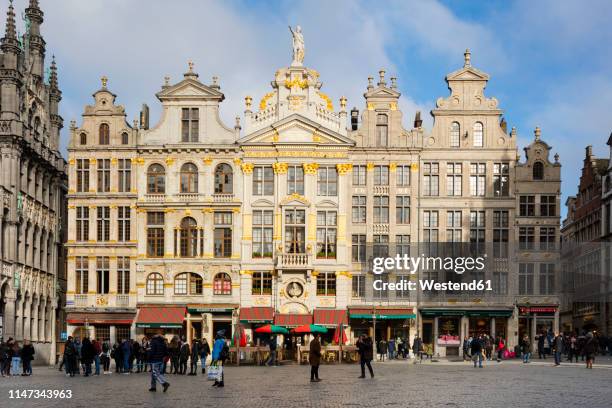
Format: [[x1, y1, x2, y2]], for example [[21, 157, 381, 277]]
[[211, 331, 229, 387]]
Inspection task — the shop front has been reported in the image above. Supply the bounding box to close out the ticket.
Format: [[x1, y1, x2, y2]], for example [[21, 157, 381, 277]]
[[313, 309, 348, 345], [518, 305, 559, 347], [421, 309, 513, 357], [239, 307, 274, 345], [66, 312, 135, 344], [187, 304, 238, 343], [348, 307, 415, 345], [134, 305, 186, 340]]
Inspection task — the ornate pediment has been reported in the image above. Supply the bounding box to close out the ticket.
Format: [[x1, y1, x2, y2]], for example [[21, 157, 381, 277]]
[[156, 78, 224, 102], [280, 193, 311, 207], [445, 66, 490, 82]]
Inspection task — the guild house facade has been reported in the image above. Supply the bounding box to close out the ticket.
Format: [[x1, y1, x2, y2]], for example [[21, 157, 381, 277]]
[[0, 1, 67, 365], [65, 29, 561, 356]]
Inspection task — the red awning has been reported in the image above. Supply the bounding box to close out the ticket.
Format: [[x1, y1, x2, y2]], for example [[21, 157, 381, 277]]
[[66, 312, 135, 325], [239, 307, 274, 323], [314, 309, 348, 327], [135, 306, 186, 328], [274, 314, 312, 327]]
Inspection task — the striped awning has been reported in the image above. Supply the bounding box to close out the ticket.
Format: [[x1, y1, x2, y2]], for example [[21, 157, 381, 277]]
[[313, 309, 348, 327], [239, 307, 274, 323], [274, 314, 312, 327], [66, 312, 135, 325], [135, 306, 186, 328]]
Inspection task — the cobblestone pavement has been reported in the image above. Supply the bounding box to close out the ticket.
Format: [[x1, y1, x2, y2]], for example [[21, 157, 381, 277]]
[[1, 359, 611, 408]]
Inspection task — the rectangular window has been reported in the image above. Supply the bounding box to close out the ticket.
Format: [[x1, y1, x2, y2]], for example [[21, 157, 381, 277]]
[[181, 107, 199, 142], [446, 210, 462, 242], [253, 166, 274, 196], [76, 159, 90, 192], [76, 206, 89, 242], [469, 163, 486, 196], [373, 196, 389, 223], [146, 212, 165, 258], [539, 227, 556, 250], [252, 210, 273, 258], [214, 212, 232, 258], [519, 263, 534, 295], [396, 165, 411, 186], [423, 163, 439, 196], [396, 275, 411, 299], [353, 165, 366, 186], [252, 271, 273, 295], [446, 163, 462, 196], [96, 256, 110, 294], [352, 275, 365, 298], [75, 256, 88, 294], [493, 163, 509, 197], [316, 272, 336, 296], [396, 196, 410, 224], [519, 226, 535, 250], [317, 166, 338, 196], [96, 206, 110, 241], [470, 211, 485, 253], [97, 159, 110, 193], [539, 263, 555, 295], [352, 234, 366, 262], [424, 211, 439, 243], [117, 256, 130, 294], [117, 206, 131, 242], [373, 235, 389, 258], [118, 159, 131, 192], [540, 195, 556, 217], [493, 210, 509, 257], [352, 195, 366, 223], [374, 273, 389, 299], [396, 234, 410, 257], [373, 166, 389, 186], [285, 209, 306, 253], [316, 211, 337, 259], [520, 196, 535, 217], [287, 165, 304, 195]]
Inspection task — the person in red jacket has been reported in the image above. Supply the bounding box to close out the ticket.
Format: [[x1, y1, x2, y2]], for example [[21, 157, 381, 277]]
[[92, 339, 102, 375]]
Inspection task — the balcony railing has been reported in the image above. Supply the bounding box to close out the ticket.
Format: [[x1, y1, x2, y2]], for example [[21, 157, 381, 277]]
[[116, 294, 130, 307], [212, 193, 234, 203], [144, 194, 165, 202], [176, 193, 201, 202], [276, 253, 312, 269], [74, 294, 89, 307], [373, 185, 389, 195], [373, 224, 389, 234]]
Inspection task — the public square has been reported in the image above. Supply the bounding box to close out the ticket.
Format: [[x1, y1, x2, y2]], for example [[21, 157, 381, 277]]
[[1, 360, 612, 408]]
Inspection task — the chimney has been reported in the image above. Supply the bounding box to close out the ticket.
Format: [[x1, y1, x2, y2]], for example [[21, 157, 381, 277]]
[[350, 107, 359, 131], [140, 104, 150, 130], [414, 111, 423, 128]]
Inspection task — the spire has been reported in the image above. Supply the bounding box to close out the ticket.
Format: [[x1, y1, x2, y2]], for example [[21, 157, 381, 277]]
[[184, 60, 199, 80], [0, 0, 19, 56], [4, 0, 16, 40], [29, 0, 40, 8], [49, 55, 58, 89], [464, 48, 471, 68]]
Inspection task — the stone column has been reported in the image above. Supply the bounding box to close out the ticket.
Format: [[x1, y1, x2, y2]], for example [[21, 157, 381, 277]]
[[31, 297, 39, 342], [203, 209, 214, 259], [23, 297, 31, 341], [531, 314, 537, 353], [89, 205, 97, 242], [2, 293, 16, 340], [50, 302, 57, 364], [109, 256, 118, 304], [88, 256, 97, 301], [110, 205, 118, 243], [490, 317, 496, 338], [38, 301, 45, 344], [110, 325, 117, 345], [554, 309, 560, 334], [433, 316, 439, 355]]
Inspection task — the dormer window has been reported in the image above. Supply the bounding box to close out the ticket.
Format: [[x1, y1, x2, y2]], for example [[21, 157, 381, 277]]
[[99, 123, 110, 145], [533, 161, 544, 181], [376, 114, 388, 146], [450, 122, 460, 147], [473, 122, 483, 147], [79, 132, 87, 145], [121, 132, 129, 145], [181, 108, 199, 142]]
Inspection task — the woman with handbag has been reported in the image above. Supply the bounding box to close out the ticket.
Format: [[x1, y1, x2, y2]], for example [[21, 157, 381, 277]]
[[211, 331, 229, 387]]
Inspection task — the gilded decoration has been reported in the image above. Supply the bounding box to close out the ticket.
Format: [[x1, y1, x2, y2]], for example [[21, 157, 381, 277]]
[[259, 92, 275, 111], [336, 163, 353, 175], [366, 162, 375, 171], [273, 162, 288, 174], [303, 163, 319, 174], [241, 162, 254, 174], [317, 91, 333, 111]]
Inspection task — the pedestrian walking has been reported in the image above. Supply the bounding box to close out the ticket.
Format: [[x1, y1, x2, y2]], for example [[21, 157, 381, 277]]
[[309, 333, 322, 382], [211, 331, 229, 387], [378, 339, 387, 362], [553, 332, 564, 366], [267, 335, 278, 366], [112, 343, 122, 373], [169, 336, 180, 374], [521, 335, 531, 363], [388, 338, 396, 360], [470, 335, 483, 368], [179, 339, 190, 374], [147, 332, 170, 393], [583, 331, 597, 369], [200, 338, 211, 374], [412, 336, 423, 362], [121, 339, 131, 374], [10, 341, 22, 376], [189, 338, 200, 375], [356, 334, 374, 378], [568, 334, 578, 363], [81, 338, 96, 377], [92, 339, 101, 375], [63, 337, 77, 377], [21, 340, 35, 376], [0, 339, 11, 376], [101, 340, 111, 374]]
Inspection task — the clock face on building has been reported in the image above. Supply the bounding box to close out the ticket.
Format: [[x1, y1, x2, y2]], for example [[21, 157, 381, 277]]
[[286, 282, 304, 298]]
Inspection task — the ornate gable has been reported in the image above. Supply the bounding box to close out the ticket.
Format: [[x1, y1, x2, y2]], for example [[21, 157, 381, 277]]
[[156, 77, 224, 102]]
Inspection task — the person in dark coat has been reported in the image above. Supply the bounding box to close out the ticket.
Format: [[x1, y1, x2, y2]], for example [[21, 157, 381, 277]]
[[470, 335, 484, 368], [0, 340, 11, 376], [189, 339, 200, 375], [179, 339, 190, 375], [536, 332, 546, 359], [553, 332, 564, 366], [356, 334, 374, 378], [63, 337, 77, 377], [21, 340, 35, 376], [309, 334, 322, 382], [521, 335, 531, 363], [121, 339, 131, 374], [583, 331, 597, 369], [148, 333, 170, 392], [412, 336, 423, 362], [80, 338, 95, 377], [200, 338, 211, 374], [168, 336, 180, 374], [112, 343, 123, 373]]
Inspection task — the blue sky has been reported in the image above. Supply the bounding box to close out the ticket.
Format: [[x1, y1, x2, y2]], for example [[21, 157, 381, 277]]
[[11, 0, 612, 214]]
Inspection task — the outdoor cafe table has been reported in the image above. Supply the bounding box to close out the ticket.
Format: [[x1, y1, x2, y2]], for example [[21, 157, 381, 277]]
[[229, 346, 272, 365], [298, 345, 358, 364]]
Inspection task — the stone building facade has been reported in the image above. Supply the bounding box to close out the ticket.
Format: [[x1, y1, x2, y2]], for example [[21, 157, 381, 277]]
[[65, 38, 562, 354], [0, 1, 67, 364]]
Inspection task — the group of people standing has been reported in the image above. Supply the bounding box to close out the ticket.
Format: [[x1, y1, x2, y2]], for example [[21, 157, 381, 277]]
[[528, 330, 599, 369], [0, 338, 35, 376]]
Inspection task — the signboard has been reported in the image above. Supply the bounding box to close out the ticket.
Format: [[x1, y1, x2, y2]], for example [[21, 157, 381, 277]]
[[60, 332, 68, 341]]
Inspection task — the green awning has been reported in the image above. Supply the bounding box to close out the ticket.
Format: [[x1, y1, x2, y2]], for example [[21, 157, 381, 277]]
[[466, 310, 513, 317], [350, 313, 416, 320], [421, 309, 465, 317]]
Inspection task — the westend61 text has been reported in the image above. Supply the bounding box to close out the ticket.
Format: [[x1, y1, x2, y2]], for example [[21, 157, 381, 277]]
[[373, 279, 493, 292]]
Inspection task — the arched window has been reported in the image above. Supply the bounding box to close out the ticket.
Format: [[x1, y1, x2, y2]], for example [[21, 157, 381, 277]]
[[214, 164, 233, 194], [179, 217, 198, 257], [147, 164, 165, 194], [180, 163, 198, 193], [174, 273, 203, 295], [533, 161, 544, 180], [213, 273, 232, 295], [121, 132, 129, 145], [146, 272, 164, 295], [99, 123, 110, 145], [79, 132, 87, 145], [473, 122, 483, 147], [450, 122, 460, 147], [376, 114, 388, 146]]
